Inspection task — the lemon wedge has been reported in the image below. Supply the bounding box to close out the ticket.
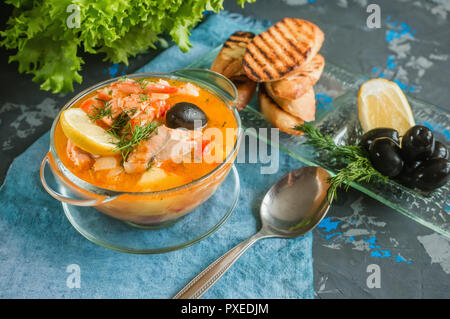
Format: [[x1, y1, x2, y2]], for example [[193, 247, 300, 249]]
[[60, 108, 119, 156], [358, 78, 415, 136]]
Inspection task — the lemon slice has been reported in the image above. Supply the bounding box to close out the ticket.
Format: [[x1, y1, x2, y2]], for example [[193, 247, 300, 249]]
[[60, 108, 119, 156], [358, 78, 415, 136]]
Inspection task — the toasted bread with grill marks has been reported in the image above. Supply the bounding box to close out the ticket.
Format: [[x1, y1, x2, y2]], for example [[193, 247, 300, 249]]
[[231, 75, 257, 111], [243, 18, 324, 82], [258, 85, 304, 135], [265, 83, 316, 122], [268, 53, 324, 100], [211, 31, 256, 78]]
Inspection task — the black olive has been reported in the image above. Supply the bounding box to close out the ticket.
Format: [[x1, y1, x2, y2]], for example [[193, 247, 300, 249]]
[[359, 128, 400, 153], [396, 160, 422, 188], [369, 137, 404, 178], [412, 158, 450, 191], [166, 102, 207, 130], [430, 141, 448, 160], [401, 125, 435, 162]]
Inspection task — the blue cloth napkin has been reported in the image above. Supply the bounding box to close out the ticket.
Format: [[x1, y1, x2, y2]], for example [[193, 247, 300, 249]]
[[0, 12, 313, 299]]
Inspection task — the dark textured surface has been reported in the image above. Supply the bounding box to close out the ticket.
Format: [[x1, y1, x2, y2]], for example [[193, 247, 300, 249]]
[[0, 0, 449, 298]]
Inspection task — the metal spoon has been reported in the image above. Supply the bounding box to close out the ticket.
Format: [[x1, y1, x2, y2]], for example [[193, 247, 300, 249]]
[[173, 166, 333, 299]]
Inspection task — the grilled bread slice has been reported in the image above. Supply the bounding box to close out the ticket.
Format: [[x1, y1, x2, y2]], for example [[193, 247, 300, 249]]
[[211, 31, 255, 78], [265, 83, 316, 122], [243, 18, 324, 82], [232, 75, 257, 111], [259, 86, 303, 135], [268, 53, 324, 100]]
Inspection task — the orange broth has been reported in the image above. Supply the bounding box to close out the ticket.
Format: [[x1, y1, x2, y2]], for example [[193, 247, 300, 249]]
[[54, 78, 238, 192]]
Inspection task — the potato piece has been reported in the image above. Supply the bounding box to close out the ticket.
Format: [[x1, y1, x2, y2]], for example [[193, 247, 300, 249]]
[[138, 167, 185, 189]]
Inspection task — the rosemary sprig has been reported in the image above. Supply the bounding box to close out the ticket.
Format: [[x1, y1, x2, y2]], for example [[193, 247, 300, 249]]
[[295, 123, 387, 202], [114, 121, 159, 161]]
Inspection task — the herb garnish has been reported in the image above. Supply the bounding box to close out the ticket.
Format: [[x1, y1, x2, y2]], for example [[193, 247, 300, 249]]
[[87, 101, 112, 121], [295, 123, 387, 201], [114, 121, 159, 161], [135, 78, 149, 90], [138, 93, 150, 103], [106, 113, 130, 138]]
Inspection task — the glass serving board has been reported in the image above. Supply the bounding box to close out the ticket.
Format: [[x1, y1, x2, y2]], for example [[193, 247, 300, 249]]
[[188, 46, 450, 238]]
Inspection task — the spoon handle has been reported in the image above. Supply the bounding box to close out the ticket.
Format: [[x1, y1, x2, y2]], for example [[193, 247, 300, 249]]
[[173, 232, 267, 299]]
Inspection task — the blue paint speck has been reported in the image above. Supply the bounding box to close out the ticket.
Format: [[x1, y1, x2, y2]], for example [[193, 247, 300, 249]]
[[108, 64, 120, 77], [325, 232, 342, 240], [422, 121, 450, 141], [387, 56, 396, 70], [316, 94, 333, 110], [396, 256, 413, 263], [318, 217, 342, 233], [385, 18, 415, 43], [371, 250, 392, 258]]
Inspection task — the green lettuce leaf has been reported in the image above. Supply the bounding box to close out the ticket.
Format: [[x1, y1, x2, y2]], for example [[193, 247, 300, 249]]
[[1, 0, 255, 93]]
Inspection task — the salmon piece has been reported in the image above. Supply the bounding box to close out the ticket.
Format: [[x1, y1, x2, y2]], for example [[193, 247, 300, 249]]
[[243, 18, 324, 82], [155, 129, 202, 163], [265, 83, 316, 122], [123, 125, 171, 174], [177, 83, 200, 97], [114, 81, 142, 95], [268, 53, 325, 100], [96, 87, 113, 101], [123, 126, 204, 174], [112, 79, 178, 95], [66, 140, 93, 168], [144, 82, 178, 94], [79, 97, 121, 127]]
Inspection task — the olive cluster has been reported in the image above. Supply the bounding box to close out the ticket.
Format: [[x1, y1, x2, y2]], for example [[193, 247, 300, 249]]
[[360, 126, 450, 191]]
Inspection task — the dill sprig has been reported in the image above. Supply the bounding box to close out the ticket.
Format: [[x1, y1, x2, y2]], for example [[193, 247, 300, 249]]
[[114, 121, 159, 161], [87, 100, 112, 121], [295, 123, 387, 202], [138, 93, 150, 103], [135, 78, 149, 90], [106, 113, 130, 138]]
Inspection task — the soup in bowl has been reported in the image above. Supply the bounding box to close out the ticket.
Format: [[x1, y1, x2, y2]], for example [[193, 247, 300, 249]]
[[40, 69, 241, 226]]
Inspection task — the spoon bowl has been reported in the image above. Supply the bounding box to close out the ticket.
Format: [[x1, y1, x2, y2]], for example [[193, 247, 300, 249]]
[[260, 166, 332, 238], [174, 166, 333, 299]]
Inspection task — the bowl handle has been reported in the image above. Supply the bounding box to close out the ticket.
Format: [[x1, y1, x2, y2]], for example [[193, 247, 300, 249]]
[[170, 68, 238, 108], [40, 152, 114, 206]]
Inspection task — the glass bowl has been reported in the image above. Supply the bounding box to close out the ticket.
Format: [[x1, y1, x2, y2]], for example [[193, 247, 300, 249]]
[[40, 69, 242, 227]]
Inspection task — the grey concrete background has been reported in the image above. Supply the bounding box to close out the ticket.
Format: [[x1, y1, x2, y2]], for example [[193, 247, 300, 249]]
[[1, 0, 449, 298]]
